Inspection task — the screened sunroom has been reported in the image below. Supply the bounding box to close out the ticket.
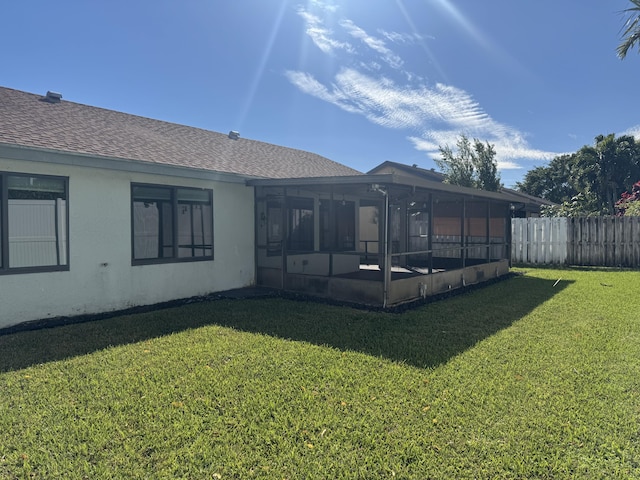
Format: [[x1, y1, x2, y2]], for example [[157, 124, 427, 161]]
[[250, 174, 521, 307]]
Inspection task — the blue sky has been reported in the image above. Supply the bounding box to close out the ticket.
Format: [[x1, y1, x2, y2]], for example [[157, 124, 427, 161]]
[[3, 0, 640, 187]]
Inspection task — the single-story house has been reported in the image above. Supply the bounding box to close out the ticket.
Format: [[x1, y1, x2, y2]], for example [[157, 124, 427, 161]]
[[369, 161, 554, 217], [0, 86, 526, 330]]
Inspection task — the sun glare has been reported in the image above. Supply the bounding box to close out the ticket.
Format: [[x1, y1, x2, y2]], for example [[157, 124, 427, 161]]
[[426, 0, 528, 80], [431, 0, 491, 49], [395, 0, 448, 82], [235, 0, 289, 130]]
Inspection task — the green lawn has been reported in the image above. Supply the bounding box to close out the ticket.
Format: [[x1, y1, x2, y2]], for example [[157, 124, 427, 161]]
[[1, 268, 639, 479]]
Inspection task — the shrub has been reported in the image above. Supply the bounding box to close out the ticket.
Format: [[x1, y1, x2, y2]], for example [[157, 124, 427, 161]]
[[615, 180, 640, 216]]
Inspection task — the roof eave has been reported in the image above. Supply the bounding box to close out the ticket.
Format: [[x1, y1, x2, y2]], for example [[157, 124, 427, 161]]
[[248, 173, 525, 203], [0, 142, 250, 184]]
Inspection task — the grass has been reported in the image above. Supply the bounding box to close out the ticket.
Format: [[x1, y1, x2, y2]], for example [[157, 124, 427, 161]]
[[1, 267, 639, 479]]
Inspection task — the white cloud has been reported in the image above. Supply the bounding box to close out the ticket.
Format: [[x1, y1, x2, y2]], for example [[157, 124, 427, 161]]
[[360, 61, 382, 72], [290, 4, 559, 170], [286, 68, 495, 131], [622, 125, 640, 138], [286, 67, 557, 169], [284, 70, 360, 114], [409, 128, 554, 171], [339, 19, 404, 70], [378, 30, 431, 44], [296, 9, 353, 54], [309, 0, 338, 13]]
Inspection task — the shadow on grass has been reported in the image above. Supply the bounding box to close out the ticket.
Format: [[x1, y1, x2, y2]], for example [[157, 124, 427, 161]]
[[0, 275, 571, 373], [209, 275, 572, 369]]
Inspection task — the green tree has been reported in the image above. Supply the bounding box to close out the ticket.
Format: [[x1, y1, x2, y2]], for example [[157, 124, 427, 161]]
[[436, 135, 475, 188], [516, 154, 578, 204], [540, 193, 598, 218], [573, 134, 640, 214], [518, 134, 640, 216], [473, 140, 501, 191], [436, 134, 502, 191], [618, 0, 640, 59]]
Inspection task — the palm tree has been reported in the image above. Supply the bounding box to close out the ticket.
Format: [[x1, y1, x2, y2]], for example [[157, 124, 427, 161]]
[[618, 0, 640, 59]]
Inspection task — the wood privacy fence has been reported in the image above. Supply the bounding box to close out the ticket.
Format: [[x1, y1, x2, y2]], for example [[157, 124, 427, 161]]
[[511, 217, 640, 268]]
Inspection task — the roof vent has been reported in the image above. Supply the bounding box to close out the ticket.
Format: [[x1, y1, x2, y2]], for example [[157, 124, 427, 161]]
[[44, 91, 63, 103], [228, 130, 240, 140]]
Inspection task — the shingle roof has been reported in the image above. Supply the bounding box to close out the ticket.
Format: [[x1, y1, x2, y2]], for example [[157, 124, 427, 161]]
[[369, 160, 553, 209], [368, 160, 445, 181], [0, 86, 362, 179]]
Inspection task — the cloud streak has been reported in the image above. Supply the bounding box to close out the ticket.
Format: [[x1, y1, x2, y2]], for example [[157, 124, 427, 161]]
[[339, 19, 404, 69], [378, 30, 432, 44], [290, 2, 558, 170], [296, 9, 353, 54]]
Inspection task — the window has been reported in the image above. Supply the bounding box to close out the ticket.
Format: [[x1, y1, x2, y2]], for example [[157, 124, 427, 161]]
[[132, 184, 213, 264], [287, 197, 314, 252], [0, 173, 69, 273]]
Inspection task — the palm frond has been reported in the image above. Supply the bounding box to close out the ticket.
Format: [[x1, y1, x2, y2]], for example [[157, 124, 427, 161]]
[[618, 0, 640, 59]]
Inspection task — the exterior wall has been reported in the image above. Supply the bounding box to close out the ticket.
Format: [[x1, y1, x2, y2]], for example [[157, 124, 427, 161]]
[[276, 259, 509, 307], [388, 260, 510, 305], [283, 273, 384, 306], [286, 253, 360, 275], [0, 157, 255, 329]]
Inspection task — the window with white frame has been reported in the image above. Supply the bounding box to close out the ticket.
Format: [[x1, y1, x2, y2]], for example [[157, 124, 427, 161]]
[[131, 184, 213, 264], [0, 173, 69, 273]]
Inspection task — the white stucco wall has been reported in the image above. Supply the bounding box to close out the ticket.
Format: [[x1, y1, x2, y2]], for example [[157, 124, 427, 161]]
[[0, 157, 255, 329]]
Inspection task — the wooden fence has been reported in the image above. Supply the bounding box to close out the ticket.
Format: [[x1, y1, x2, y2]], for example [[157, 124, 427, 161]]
[[511, 216, 640, 268], [511, 217, 568, 265]]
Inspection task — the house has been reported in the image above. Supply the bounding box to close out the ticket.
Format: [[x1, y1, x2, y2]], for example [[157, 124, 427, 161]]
[[368, 161, 554, 217], [0, 86, 358, 329], [0, 86, 524, 329]]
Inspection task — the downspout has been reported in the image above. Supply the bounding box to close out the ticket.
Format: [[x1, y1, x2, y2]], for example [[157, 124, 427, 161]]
[[428, 193, 433, 275], [383, 189, 390, 308], [282, 187, 288, 290], [460, 197, 466, 287], [507, 201, 513, 268], [253, 186, 258, 286], [486, 201, 491, 264], [370, 184, 389, 308], [329, 187, 334, 277]]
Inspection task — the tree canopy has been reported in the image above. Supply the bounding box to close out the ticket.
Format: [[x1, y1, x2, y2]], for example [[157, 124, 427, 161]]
[[517, 134, 640, 216], [435, 134, 501, 192]]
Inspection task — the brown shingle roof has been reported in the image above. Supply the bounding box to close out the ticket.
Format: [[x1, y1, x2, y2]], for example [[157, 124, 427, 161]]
[[0, 86, 362, 179], [369, 160, 553, 211], [368, 160, 445, 181]]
